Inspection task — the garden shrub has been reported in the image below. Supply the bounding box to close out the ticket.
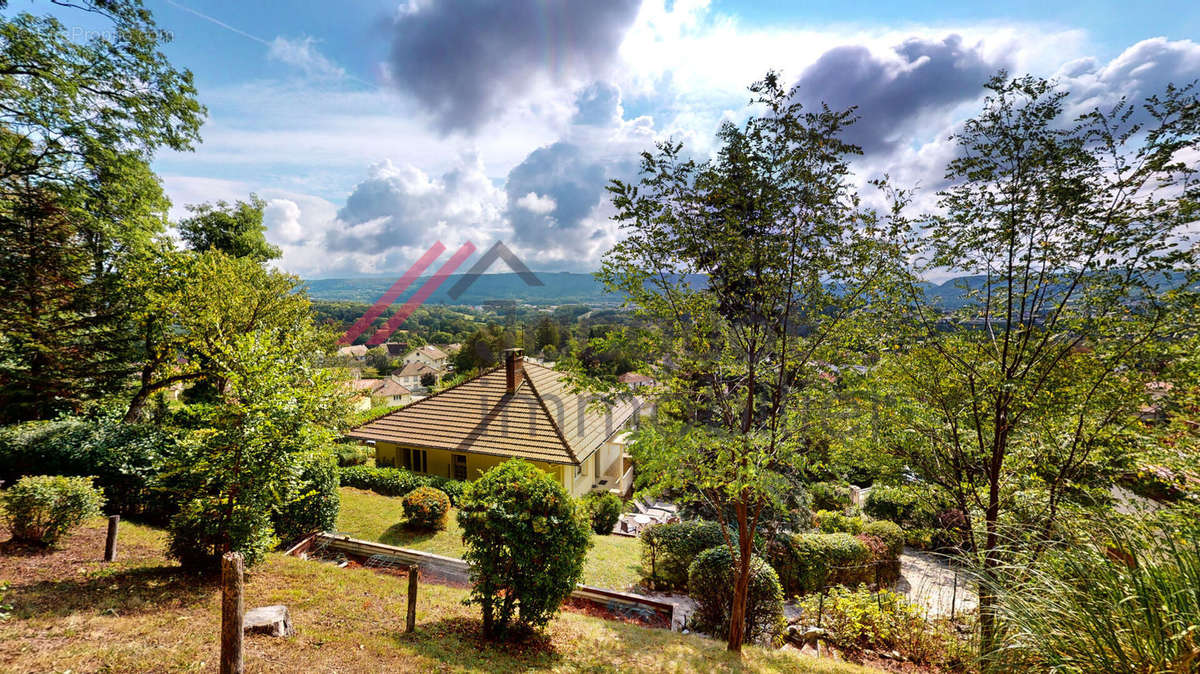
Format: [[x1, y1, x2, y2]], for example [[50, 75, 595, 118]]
[[932, 508, 968, 550], [687, 546, 785, 645], [864, 485, 938, 529], [167, 497, 277, 570], [428, 476, 465, 505], [809, 481, 852, 512], [580, 491, 623, 535], [863, 520, 905, 558], [2, 475, 104, 546], [332, 443, 370, 467], [403, 486, 450, 530], [457, 459, 591, 638], [339, 464, 465, 505], [814, 509, 864, 534], [640, 520, 726, 590], [799, 585, 967, 667], [272, 450, 340, 543], [770, 532, 872, 596], [0, 419, 180, 520]]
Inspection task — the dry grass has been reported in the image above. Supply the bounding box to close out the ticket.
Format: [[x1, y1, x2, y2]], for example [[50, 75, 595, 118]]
[[336, 487, 646, 590], [0, 515, 880, 673]]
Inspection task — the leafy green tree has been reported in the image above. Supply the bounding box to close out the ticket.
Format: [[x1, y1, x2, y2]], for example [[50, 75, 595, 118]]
[[0, 1, 203, 188], [177, 195, 280, 262], [878, 74, 1200, 652], [365, 346, 392, 373], [457, 459, 591, 639], [597, 72, 899, 653], [165, 321, 349, 569], [534, 316, 560, 352], [122, 250, 319, 422], [0, 0, 201, 420]]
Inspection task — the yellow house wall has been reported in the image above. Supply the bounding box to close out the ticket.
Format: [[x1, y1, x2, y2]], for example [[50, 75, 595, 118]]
[[374, 441, 580, 496]]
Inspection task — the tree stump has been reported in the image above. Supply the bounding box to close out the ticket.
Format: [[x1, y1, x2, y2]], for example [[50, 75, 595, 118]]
[[243, 605, 295, 637]]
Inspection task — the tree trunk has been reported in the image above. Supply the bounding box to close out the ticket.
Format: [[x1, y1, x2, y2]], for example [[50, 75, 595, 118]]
[[978, 417, 1008, 658], [727, 501, 752, 653]]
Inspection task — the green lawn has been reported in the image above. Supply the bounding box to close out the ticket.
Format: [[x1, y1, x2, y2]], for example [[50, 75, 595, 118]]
[[1, 514, 880, 673], [337, 486, 647, 591]]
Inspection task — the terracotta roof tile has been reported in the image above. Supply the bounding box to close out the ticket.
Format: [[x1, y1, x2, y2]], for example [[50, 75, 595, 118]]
[[348, 361, 636, 465]]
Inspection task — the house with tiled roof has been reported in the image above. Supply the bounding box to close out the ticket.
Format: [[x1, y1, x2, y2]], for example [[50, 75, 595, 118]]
[[392, 360, 440, 390], [349, 349, 639, 497], [349, 377, 413, 408], [403, 344, 449, 372], [618, 372, 655, 388]]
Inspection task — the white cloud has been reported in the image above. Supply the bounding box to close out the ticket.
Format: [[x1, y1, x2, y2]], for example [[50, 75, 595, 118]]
[[515, 192, 556, 214]]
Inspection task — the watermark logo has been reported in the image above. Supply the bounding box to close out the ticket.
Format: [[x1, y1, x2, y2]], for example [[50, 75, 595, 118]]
[[339, 241, 543, 346]]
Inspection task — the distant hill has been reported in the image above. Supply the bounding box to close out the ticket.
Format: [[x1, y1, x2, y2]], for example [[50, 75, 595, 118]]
[[302, 272, 619, 306], [302, 271, 1190, 309]]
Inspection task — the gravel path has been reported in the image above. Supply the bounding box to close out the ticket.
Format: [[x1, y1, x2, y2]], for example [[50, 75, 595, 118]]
[[897, 548, 976, 617]]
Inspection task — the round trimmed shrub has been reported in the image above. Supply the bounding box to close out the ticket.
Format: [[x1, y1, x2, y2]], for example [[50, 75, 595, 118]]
[[863, 520, 905, 558], [402, 486, 450, 530], [2, 475, 104, 546], [864, 485, 938, 529], [580, 491, 623, 535], [815, 509, 864, 534], [809, 481, 852, 512], [687, 546, 785, 644], [640, 520, 726, 590], [457, 459, 591, 638], [273, 451, 340, 543], [770, 532, 872, 596], [167, 497, 277, 570]]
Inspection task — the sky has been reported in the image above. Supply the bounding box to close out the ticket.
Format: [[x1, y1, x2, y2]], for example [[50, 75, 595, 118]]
[[24, 0, 1200, 278]]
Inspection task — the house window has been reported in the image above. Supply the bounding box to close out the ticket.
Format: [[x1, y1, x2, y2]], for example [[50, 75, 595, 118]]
[[453, 454, 467, 481], [594, 451, 601, 478], [575, 463, 583, 478], [401, 448, 427, 473]]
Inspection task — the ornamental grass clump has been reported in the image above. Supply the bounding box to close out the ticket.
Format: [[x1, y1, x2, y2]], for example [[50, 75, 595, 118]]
[[985, 519, 1200, 672]]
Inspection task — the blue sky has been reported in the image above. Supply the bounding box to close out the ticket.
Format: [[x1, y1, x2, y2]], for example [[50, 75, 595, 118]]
[[18, 0, 1200, 278]]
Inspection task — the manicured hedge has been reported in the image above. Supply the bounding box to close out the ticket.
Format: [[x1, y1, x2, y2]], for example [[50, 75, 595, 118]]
[[0, 419, 183, 521], [687, 546, 785, 644], [339, 464, 466, 505], [580, 491, 623, 535], [863, 520, 905, 559], [814, 509, 864, 535], [769, 532, 873, 596], [640, 520, 726, 590], [809, 481, 853, 512], [864, 485, 938, 529]]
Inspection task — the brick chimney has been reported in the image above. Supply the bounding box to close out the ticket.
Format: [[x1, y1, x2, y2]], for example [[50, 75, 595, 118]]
[[504, 348, 525, 393]]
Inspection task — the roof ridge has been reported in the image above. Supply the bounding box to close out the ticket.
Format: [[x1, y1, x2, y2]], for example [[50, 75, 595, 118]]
[[351, 364, 502, 431], [521, 370, 580, 465]]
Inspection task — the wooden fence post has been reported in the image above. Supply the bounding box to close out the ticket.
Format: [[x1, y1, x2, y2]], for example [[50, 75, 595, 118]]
[[406, 564, 418, 633], [221, 552, 244, 674], [104, 515, 119, 562]]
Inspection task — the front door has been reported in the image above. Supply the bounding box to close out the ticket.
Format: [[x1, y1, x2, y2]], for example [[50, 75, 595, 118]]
[[453, 454, 467, 481]]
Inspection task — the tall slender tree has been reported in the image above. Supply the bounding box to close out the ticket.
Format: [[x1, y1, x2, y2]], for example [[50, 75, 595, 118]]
[[880, 74, 1200, 654], [597, 72, 902, 653]]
